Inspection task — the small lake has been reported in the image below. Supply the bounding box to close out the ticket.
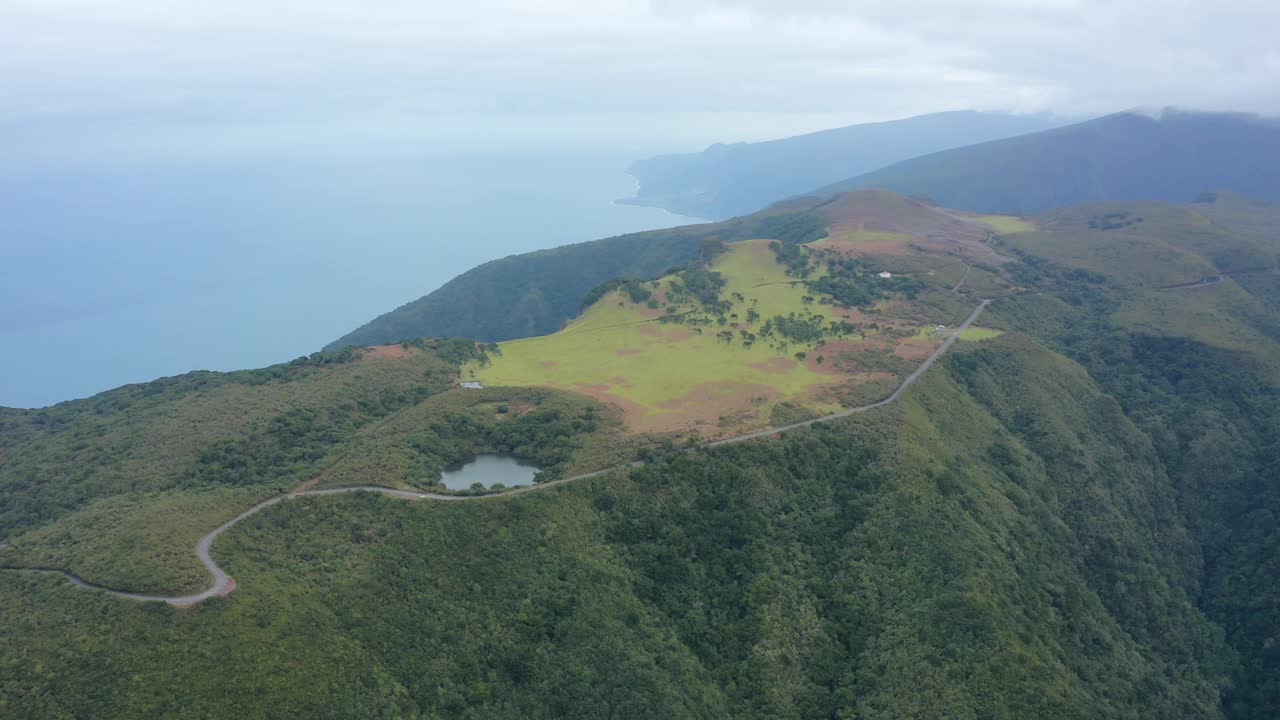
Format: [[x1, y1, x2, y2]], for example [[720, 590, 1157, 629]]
[[439, 454, 540, 490]]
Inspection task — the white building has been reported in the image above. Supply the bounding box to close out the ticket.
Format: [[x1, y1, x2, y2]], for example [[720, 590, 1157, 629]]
[[459, 381, 483, 389], [878, 271, 893, 279]]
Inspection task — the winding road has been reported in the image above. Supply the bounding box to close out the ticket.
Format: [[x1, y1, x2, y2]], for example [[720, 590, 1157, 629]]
[[10, 300, 990, 605]]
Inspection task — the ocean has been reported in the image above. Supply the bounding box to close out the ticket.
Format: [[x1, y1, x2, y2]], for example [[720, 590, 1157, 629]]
[[0, 152, 699, 408]]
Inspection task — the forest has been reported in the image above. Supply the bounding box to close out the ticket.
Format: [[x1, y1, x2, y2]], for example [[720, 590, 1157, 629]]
[[1, 328, 1257, 719]]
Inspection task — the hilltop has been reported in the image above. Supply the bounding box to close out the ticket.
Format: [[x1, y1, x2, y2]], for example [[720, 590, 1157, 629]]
[[818, 109, 1280, 213], [619, 110, 1072, 220]]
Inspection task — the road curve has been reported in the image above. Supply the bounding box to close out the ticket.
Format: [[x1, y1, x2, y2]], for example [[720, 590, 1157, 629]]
[[9, 300, 989, 605]]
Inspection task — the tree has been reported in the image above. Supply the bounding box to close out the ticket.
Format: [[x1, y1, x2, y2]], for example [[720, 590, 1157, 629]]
[[698, 236, 728, 264]]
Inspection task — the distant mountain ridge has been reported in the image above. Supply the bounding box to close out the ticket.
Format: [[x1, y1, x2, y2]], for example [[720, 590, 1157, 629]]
[[816, 109, 1280, 213], [619, 110, 1076, 219], [329, 108, 1280, 352]]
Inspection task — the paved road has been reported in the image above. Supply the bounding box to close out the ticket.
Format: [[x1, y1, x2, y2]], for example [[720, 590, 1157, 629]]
[[10, 300, 990, 605]]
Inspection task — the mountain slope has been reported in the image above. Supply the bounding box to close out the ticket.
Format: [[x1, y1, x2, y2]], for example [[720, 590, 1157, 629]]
[[985, 194, 1280, 717], [620, 110, 1073, 220], [0, 338, 1238, 719], [817, 109, 1280, 214], [325, 188, 1020, 351], [324, 202, 833, 349], [4, 193, 1280, 717]]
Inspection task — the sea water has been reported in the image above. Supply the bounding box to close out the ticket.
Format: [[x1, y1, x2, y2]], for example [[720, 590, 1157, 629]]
[[0, 152, 698, 407]]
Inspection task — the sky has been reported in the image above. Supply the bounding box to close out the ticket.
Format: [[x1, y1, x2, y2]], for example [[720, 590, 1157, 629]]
[[3, 0, 1279, 160]]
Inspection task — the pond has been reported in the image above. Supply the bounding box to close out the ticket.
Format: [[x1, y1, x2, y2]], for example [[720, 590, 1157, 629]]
[[438, 454, 540, 490]]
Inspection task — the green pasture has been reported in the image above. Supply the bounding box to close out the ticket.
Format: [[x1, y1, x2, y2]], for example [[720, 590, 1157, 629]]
[[472, 241, 856, 430], [971, 214, 1036, 235], [958, 327, 1005, 341]]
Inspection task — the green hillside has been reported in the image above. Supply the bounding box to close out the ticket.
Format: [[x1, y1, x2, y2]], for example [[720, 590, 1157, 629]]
[[0, 329, 1251, 719], [325, 203, 833, 350], [4, 191, 1280, 718], [0, 340, 622, 593], [818, 110, 1280, 214]]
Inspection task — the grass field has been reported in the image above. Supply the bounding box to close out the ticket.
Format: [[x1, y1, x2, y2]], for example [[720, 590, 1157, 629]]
[[471, 241, 861, 435], [468, 206, 1027, 438], [958, 327, 1005, 341], [971, 214, 1036, 235]]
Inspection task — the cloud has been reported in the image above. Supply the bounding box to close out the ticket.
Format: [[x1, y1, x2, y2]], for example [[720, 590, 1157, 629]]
[[1, 0, 1276, 152]]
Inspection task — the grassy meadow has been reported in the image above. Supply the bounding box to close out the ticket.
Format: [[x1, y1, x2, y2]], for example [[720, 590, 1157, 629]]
[[471, 239, 954, 436]]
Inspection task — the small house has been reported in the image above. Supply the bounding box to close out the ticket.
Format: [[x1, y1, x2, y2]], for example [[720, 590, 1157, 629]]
[[878, 271, 893, 279], [459, 381, 483, 389]]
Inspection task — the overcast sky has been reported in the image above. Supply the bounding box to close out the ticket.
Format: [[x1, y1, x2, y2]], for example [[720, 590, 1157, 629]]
[[3, 0, 1278, 156]]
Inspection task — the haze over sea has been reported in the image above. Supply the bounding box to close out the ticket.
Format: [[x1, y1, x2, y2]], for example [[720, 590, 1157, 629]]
[[0, 150, 702, 408], [0, 108, 883, 408]]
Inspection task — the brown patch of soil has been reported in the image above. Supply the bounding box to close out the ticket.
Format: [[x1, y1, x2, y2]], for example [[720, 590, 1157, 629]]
[[805, 341, 861, 374], [570, 383, 651, 427], [362, 344, 415, 360], [221, 577, 237, 596], [832, 310, 905, 330], [539, 360, 559, 368], [893, 336, 941, 361], [638, 381, 784, 435], [810, 191, 1016, 264], [616, 348, 642, 356], [815, 232, 927, 257]]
